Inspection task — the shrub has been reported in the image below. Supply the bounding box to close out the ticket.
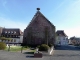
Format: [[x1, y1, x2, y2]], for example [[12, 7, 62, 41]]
[[37, 45, 40, 48], [38, 44, 49, 51], [24, 46, 30, 48], [48, 44, 53, 47], [0, 42, 6, 50]]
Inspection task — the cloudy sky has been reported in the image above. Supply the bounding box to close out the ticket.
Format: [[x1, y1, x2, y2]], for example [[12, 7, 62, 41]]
[[0, 0, 80, 38]]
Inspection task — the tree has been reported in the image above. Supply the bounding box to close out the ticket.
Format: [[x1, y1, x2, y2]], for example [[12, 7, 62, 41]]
[[0, 36, 12, 43], [0, 37, 6, 42], [44, 27, 49, 45], [0, 42, 6, 50]]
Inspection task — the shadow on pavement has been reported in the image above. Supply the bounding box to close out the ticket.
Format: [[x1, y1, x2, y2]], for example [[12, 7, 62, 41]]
[[26, 56, 34, 58], [26, 56, 43, 58], [55, 45, 80, 51], [23, 52, 34, 58], [23, 52, 34, 54], [24, 52, 50, 58]]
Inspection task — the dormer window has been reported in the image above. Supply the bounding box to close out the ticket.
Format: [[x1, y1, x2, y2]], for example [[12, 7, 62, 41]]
[[5, 31, 7, 33], [14, 31, 16, 34], [8, 31, 10, 33], [11, 31, 13, 34]]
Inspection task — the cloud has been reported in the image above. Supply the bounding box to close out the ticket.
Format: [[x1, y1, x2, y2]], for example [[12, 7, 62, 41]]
[[0, 17, 27, 32]]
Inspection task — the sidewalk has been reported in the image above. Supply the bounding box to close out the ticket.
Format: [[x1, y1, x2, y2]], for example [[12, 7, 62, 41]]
[[18, 49, 35, 57], [17, 47, 54, 56]]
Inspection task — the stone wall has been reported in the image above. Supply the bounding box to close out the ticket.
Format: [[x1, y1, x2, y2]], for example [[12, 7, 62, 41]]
[[23, 11, 56, 45]]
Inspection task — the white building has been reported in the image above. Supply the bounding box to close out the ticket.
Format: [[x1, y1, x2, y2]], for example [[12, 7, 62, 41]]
[[55, 30, 68, 46], [1, 28, 23, 44]]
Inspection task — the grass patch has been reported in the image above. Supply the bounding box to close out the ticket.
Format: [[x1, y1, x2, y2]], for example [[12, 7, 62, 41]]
[[4, 46, 37, 53], [5, 46, 27, 52], [30, 50, 36, 52], [5, 46, 36, 52]]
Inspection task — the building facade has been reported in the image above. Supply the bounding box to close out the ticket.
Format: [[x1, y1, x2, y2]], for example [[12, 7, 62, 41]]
[[23, 8, 56, 46], [1, 28, 23, 44], [55, 30, 68, 45], [69, 37, 80, 45]]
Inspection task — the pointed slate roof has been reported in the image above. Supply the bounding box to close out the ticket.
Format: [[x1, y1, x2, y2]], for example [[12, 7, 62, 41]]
[[56, 30, 67, 37], [70, 36, 80, 40], [2, 28, 22, 35], [27, 8, 55, 28]]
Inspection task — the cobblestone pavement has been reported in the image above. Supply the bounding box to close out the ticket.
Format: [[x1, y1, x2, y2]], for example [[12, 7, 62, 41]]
[[0, 45, 80, 60]]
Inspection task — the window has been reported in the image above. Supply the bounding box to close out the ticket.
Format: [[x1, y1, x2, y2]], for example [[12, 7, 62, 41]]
[[11, 31, 13, 34], [16, 36, 18, 37], [8, 31, 10, 33], [5, 31, 7, 33], [7, 35, 8, 37], [11, 40, 13, 42], [63, 37, 65, 40], [14, 31, 16, 34], [58, 37, 60, 40], [14, 40, 16, 42]]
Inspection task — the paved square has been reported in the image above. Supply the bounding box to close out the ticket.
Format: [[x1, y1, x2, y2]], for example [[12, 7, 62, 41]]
[[0, 45, 80, 60]]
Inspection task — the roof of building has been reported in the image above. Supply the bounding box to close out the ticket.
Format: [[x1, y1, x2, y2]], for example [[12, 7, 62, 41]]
[[70, 36, 80, 40], [21, 32, 23, 36], [27, 8, 55, 28], [56, 30, 67, 36], [2, 28, 22, 35]]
